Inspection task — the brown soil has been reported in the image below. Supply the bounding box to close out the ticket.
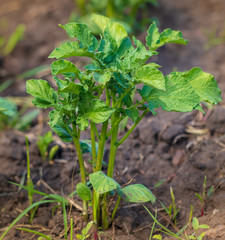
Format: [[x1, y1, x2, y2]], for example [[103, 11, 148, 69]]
[[1, 0, 225, 239]]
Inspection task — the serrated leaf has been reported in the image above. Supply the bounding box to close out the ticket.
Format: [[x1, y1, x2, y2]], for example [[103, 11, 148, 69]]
[[146, 22, 188, 50], [59, 23, 98, 51], [148, 72, 202, 114], [51, 59, 79, 76], [76, 182, 92, 201], [183, 67, 222, 104], [49, 42, 94, 59], [26, 79, 57, 108], [0, 97, 17, 116], [192, 217, 199, 231], [136, 65, 165, 90], [85, 99, 115, 124], [118, 184, 156, 203], [59, 82, 83, 95], [125, 107, 139, 122], [89, 171, 120, 194]]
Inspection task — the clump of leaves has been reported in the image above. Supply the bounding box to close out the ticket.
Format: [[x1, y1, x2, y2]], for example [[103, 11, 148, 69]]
[[26, 14, 221, 231], [37, 131, 59, 162]]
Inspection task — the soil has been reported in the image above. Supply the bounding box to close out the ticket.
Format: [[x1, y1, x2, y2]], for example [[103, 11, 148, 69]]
[[1, 0, 225, 239]]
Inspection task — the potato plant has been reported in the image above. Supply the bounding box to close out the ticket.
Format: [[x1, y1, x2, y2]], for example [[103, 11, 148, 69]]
[[26, 14, 221, 230]]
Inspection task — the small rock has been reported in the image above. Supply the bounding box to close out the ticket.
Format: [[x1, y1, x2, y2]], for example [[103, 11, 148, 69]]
[[162, 124, 186, 144], [172, 149, 185, 166]]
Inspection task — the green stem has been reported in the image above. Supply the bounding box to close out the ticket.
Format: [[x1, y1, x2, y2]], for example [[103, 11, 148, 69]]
[[107, 113, 119, 178], [111, 196, 121, 222], [90, 121, 97, 170], [25, 136, 33, 208], [117, 109, 148, 146], [106, 117, 123, 138], [103, 107, 120, 229], [132, 99, 145, 109], [95, 120, 108, 172], [72, 123, 88, 219]]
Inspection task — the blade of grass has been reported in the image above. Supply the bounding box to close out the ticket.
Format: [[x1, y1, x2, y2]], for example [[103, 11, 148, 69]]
[[16, 227, 52, 240]]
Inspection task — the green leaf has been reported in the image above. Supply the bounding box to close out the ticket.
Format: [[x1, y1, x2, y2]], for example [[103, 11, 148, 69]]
[[146, 22, 160, 51], [51, 59, 79, 76], [136, 65, 165, 90], [82, 221, 93, 236], [125, 107, 139, 122], [85, 99, 115, 124], [182, 67, 222, 104], [76, 182, 92, 201], [92, 14, 127, 47], [93, 71, 112, 85], [198, 232, 206, 240], [195, 193, 203, 203], [59, 23, 98, 51], [198, 224, 210, 229], [0, 97, 17, 116], [147, 72, 202, 114], [118, 184, 156, 203], [153, 235, 163, 240], [49, 42, 94, 59], [59, 82, 84, 95], [49, 145, 59, 161], [48, 114, 72, 142], [26, 79, 57, 108], [48, 110, 61, 127], [192, 217, 199, 231], [89, 171, 121, 194], [76, 116, 89, 130], [146, 22, 188, 50]]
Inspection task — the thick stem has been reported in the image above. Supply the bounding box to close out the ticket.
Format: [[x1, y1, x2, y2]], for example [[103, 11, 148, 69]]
[[95, 120, 108, 172], [107, 113, 119, 178], [72, 123, 88, 219], [102, 109, 120, 229], [117, 109, 148, 146]]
